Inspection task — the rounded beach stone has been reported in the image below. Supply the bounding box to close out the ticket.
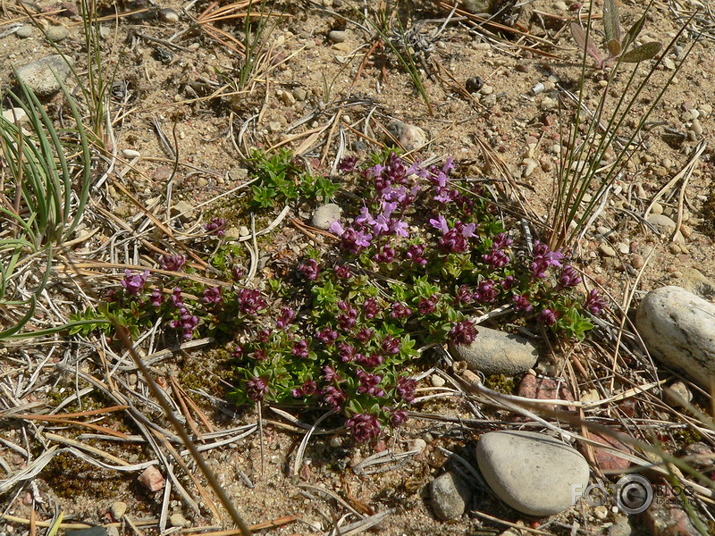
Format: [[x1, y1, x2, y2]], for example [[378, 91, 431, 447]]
[[476, 430, 590, 516], [449, 326, 538, 376], [429, 471, 472, 520], [635, 286, 715, 389]]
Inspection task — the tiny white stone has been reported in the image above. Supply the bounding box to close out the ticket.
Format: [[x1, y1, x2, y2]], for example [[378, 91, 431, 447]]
[[122, 148, 141, 159]]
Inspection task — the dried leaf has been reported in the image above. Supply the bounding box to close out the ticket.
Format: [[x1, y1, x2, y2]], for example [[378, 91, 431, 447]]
[[619, 41, 662, 63], [570, 22, 603, 65], [603, 0, 622, 46], [606, 39, 621, 58]]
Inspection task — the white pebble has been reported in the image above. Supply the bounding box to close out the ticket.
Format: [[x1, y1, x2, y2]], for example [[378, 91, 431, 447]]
[[122, 149, 141, 158], [531, 82, 545, 95]]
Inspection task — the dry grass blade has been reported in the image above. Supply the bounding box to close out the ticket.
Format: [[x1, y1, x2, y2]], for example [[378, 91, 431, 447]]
[[2, 406, 130, 438]]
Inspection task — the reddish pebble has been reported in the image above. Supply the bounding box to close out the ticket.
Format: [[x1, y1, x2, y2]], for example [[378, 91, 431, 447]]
[[138, 465, 165, 492]]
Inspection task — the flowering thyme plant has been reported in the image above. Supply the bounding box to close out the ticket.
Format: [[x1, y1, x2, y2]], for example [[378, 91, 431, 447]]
[[72, 151, 604, 443]]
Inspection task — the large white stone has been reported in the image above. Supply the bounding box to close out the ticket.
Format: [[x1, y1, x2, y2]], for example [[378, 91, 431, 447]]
[[635, 286, 715, 388], [476, 431, 590, 516], [449, 326, 538, 376]]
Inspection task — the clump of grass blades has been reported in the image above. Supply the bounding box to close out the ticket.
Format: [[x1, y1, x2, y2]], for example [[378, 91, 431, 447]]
[[0, 80, 93, 339], [548, 0, 696, 252], [361, 2, 433, 115]]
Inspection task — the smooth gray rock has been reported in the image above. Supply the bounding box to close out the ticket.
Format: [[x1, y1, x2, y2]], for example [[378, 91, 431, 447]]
[[476, 431, 590, 516], [328, 30, 347, 43], [46, 25, 70, 42], [636, 286, 715, 388], [450, 326, 538, 376], [429, 471, 472, 520], [311, 203, 342, 230], [16, 25, 33, 38], [15, 55, 73, 96]]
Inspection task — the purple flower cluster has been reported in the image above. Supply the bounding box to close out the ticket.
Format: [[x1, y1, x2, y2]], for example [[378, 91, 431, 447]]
[[276, 307, 296, 329], [246, 376, 269, 402], [482, 233, 512, 268], [337, 300, 358, 331], [121, 269, 149, 296], [584, 289, 606, 315], [346, 413, 381, 443], [160, 254, 186, 272], [205, 217, 226, 237], [530, 241, 564, 279], [168, 288, 200, 339], [299, 259, 321, 280], [430, 215, 476, 254], [396, 376, 416, 403], [356, 370, 385, 398], [203, 286, 223, 304], [558, 266, 583, 288], [450, 319, 478, 345], [237, 288, 266, 316]]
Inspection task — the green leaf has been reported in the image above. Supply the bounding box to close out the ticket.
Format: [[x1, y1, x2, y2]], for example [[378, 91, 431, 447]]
[[619, 41, 662, 63], [622, 12, 648, 50]]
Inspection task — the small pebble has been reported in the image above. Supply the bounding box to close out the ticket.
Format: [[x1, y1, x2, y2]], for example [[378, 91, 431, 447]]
[[541, 96, 557, 109], [16, 25, 33, 38], [662, 57, 676, 70], [110, 501, 127, 520], [522, 158, 539, 177], [668, 243, 681, 254], [616, 242, 629, 255], [106, 528, 119, 536], [2, 107, 28, 123], [531, 82, 545, 95], [666, 381, 692, 407], [554, 1, 568, 11], [276, 89, 295, 105], [292, 87, 308, 101], [650, 202, 663, 215], [406, 438, 427, 454], [631, 254, 645, 269], [599, 243, 617, 257], [431, 374, 446, 387], [691, 118, 703, 137], [169, 513, 189, 528], [122, 149, 141, 159], [158, 8, 179, 23], [699, 103, 712, 117], [46, 25, 70, 42], [594, 505, 609, 520], [480, 84, 494, 95], [138, 465, 165, 491], [328, 30, 347, 43]]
